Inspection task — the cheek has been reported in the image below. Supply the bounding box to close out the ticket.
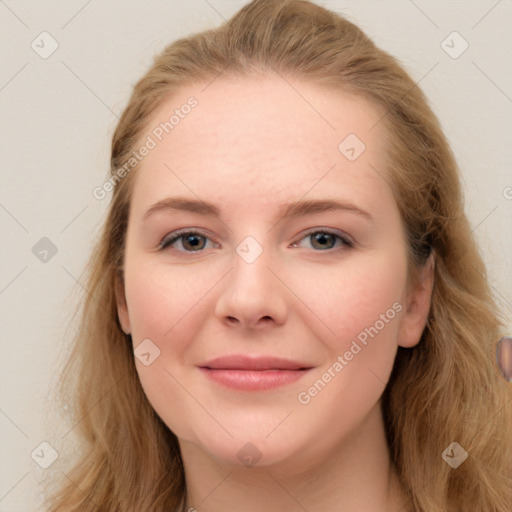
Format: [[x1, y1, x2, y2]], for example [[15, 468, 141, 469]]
[[292, 250, 407, 353], [124, 261, 212, 440], [291, 254, 406, 439], [125, 260, 207, 341]]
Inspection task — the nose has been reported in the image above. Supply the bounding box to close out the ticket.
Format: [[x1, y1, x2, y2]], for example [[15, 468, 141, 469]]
[[214, 242, 288, 330]]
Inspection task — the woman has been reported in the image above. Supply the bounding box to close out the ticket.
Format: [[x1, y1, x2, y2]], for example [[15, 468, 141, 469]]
[[46, 1, 512, 510]]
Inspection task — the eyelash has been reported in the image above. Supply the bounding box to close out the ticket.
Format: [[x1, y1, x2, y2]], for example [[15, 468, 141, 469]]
[[158, 228, 354, 254]]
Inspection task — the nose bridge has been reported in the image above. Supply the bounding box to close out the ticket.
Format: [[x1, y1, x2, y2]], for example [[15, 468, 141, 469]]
[[214, 233, 287, 327], [231, 234, 277, 299]]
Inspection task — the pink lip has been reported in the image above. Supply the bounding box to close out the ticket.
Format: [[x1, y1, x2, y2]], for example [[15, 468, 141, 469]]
[[200, 368, 311, 390], [200, 354, 312, 371], [198, 354, 314, 391]]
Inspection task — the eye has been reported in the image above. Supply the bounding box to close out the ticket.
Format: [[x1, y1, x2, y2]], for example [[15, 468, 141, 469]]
[[158, 228, 353, 254], [291, 229, 353, 251], [158, 229, 218, 253]]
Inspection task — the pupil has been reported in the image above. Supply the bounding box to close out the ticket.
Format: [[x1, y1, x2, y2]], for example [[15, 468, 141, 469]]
[[313, 233, 333, 249], [181, 233, 335, 251], [186, 235, 203, 250]]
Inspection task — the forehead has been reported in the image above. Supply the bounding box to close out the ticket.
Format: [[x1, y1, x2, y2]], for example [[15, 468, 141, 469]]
[[129, 74, 393, 217]]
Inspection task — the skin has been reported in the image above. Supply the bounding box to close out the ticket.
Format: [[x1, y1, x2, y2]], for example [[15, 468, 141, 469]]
[[116, 73, 434, 511]]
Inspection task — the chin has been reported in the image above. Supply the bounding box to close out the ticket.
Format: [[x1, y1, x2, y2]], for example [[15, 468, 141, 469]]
[[191, 426, 308, 469]]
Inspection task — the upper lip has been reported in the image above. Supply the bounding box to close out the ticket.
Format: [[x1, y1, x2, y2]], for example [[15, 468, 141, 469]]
[[199, 355, 313, 371]]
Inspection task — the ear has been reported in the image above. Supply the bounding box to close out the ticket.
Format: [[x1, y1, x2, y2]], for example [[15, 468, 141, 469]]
[[115, 272, 131, 335], [397, 252, 435, 348]]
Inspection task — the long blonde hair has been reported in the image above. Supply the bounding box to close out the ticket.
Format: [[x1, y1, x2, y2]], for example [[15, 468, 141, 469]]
[[45, 1, 512, 510]]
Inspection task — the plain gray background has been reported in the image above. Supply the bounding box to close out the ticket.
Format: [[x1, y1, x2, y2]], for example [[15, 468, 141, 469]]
[[1, 1, 511, 510]]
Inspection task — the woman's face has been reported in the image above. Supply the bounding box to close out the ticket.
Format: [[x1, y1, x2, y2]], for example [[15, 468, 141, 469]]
[[117, 74, 432, 468]]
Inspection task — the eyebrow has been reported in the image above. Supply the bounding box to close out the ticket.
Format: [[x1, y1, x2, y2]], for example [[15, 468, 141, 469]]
[[142, 196, 374, 222]]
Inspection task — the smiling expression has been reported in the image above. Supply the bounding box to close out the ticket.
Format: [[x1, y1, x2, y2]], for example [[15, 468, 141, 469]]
[[116, 73, 421, 467]]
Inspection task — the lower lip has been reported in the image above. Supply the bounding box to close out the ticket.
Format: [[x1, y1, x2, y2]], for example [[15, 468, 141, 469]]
[[199, 368, 311, 391]]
